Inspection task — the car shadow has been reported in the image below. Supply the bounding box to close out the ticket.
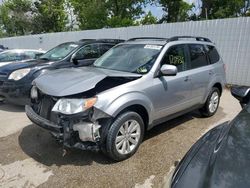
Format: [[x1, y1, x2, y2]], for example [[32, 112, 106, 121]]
[[18, 124, 114, 167], [0, 101, 24, 112], [144, 110, 201, 141], [144, 107, 225, 141], [18, 108, 225, 167]]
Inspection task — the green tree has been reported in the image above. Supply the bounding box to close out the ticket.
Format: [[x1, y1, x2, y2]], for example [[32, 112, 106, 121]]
[[106, 0, 147, 27], [69, 0, 108, 30], [0, 0, 33, 36], [32, 0, 68, 33], [140, 11, 158, 25], [200, 0, 245, 19], [70, 0, 148, 29], [156, 0, 193, 23]]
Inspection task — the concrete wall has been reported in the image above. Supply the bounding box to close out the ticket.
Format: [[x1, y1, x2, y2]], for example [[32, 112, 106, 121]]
[[0, 17, 249, 86]]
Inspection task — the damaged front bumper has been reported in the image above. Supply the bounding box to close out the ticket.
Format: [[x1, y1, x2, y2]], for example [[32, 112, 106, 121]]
[[25, 105, 104, 151]]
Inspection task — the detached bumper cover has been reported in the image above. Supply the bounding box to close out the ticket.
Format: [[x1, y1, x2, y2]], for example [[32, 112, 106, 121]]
[[25, 105, 62, 132]]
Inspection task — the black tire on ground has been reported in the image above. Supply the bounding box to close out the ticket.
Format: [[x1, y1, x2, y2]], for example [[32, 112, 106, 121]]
[[200, 87, 221, 117], [105, 111, 145, 161]]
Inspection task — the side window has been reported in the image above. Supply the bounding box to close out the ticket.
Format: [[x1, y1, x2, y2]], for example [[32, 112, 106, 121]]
[[205, 45, 220, 64], [34, 52, 44, 59], [23, 52, 36, 59], [188, 44, 208, 69], [24, 51, 44, 59], [74, 44, 99, 60], [99, 44, 114, 55], [163, 45, 188, 72], [0, 52, 21, 61]]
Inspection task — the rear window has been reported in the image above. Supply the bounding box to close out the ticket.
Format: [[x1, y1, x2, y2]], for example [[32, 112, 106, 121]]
[[206, 45, 220, 64]]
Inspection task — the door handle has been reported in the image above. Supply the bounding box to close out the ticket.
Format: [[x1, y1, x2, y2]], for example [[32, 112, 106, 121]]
[[209, 70, 214, 75], [184, 76, 190, 82]]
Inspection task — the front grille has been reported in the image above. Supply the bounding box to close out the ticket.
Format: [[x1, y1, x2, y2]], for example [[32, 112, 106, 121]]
[[0, 72, 7, 77], [0, 81, 3, 86], [34, 92, 58, 124]]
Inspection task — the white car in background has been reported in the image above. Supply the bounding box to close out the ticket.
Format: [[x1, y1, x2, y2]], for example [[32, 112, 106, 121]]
[[0, 49, 45, 68]]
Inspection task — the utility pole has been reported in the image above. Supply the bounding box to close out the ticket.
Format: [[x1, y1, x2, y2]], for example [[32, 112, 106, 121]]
[[205, 8, 208, 20]]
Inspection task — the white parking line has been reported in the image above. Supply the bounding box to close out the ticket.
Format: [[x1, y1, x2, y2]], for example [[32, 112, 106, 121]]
[[0, 159, 53, 188], [135, 175, 155, 188]]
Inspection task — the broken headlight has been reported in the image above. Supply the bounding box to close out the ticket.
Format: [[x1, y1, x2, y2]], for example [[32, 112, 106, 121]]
[[52, 97, 97, 115]]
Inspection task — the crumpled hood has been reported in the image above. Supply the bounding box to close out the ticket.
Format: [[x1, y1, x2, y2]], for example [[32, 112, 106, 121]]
[[34, 66, 141, 97]]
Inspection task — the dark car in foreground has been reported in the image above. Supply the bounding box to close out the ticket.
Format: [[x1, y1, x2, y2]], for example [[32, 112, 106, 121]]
[[169, 86, 250, 188], [0, 39, 123, 105]]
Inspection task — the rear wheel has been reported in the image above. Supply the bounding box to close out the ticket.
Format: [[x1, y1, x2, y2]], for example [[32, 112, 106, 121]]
[[200, 87, 220, 117], [105, 111, 144, 161]]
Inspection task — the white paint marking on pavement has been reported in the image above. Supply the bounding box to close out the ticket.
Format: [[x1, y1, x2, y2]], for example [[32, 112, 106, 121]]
[[135, 175, 155, 188], [0, 158, 53, 188], [162, 165, 176, 188]]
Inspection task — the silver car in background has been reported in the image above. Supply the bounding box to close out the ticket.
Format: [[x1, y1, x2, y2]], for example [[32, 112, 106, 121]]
[[26, 36, 226, 161], [0, 49, 45, 68]]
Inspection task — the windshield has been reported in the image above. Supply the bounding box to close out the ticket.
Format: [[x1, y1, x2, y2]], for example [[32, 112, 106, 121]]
[[39, 43, 79, 61], [94, 44, 162, 74]]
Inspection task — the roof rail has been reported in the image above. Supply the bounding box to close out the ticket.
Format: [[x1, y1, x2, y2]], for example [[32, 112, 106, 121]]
[[79, 39, 95, 42], [79, 39, 125, 43], [95, 39, 125, 43], [127, 37, 168, 41], [168, 36, 212, 42]]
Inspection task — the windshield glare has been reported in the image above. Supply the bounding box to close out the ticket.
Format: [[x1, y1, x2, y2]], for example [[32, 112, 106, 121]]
[[94, 44, 162, 74], [39, 43, 79, 61]]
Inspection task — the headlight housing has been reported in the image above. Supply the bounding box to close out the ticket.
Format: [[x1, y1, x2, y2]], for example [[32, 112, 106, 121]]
[[8, 68, 31, 80], [52, 97, 97, 115]]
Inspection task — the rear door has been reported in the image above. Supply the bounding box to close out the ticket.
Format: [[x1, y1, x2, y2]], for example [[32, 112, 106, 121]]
[[187, 44, 211, 104], [99, 43, 115, 56]]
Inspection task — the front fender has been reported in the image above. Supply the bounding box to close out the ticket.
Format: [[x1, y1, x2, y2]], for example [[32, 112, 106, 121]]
[[95, 91, 154, 125]]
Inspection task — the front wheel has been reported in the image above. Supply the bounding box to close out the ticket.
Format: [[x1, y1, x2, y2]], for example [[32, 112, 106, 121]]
[[200, 87, 221, 117], [106, 111, 145, 161]]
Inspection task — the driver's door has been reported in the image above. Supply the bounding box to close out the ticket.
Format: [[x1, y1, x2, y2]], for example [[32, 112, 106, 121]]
[[150, 44, 193, 120]]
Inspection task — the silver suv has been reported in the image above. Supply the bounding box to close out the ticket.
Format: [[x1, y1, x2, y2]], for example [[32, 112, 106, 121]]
[[26, 36, 226, 161]]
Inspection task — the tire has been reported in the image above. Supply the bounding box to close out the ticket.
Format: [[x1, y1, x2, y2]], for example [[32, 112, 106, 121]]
[[200, 87, 221, 117], [106, 111, 145, 161]]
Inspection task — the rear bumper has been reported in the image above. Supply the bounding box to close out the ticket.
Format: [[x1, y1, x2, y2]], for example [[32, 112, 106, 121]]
[[0, 82, 31, 105]]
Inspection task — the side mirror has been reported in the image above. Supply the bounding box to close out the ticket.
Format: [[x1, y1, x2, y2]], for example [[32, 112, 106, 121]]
[[160, 64, 177, 76], [231, 86, 250, 107], [70, 53, 78, 65]]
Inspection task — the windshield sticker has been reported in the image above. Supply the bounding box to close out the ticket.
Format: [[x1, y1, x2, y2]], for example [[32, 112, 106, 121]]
[[169, 55, 184, 65], [69, 44, 78, 48], [144, 45, 162, 50], [137, 66, 148, 73]]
